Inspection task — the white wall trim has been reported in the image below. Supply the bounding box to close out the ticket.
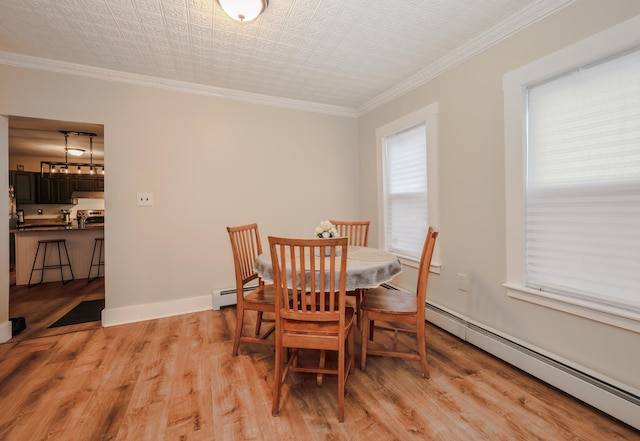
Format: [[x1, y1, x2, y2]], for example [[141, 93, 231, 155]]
[[503, 14, 640, 331], [0, 51, 357, 118], [0, 320, 12, 343], [101, 295, 213, 328], [358, 0, 575, 114]]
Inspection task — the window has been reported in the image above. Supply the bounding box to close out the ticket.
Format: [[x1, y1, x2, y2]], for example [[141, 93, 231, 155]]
[[503, 16, 640, 332], [376, 103, 440, 269]]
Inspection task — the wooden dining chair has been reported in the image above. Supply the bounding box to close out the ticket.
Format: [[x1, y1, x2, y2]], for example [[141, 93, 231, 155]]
[[360, 226, 438, 378], [268, 236, 355, 422], [329, 220, 370, 247], [226, 223, 275, 356], [329, 219, 370, 325]]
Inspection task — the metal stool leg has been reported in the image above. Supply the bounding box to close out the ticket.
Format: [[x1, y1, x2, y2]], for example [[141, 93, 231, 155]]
[[61, 240, 74, 284], [27, 241, 43, 288], [88, 238, 103, 281]]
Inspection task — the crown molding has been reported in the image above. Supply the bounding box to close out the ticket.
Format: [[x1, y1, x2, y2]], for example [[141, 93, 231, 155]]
[[357, 0, 576, 115], [0, 51, 358, 118], [0, 0, 573, 119]]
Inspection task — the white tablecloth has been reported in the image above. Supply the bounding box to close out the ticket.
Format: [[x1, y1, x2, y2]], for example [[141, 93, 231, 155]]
[[254, 246, 402, 291]]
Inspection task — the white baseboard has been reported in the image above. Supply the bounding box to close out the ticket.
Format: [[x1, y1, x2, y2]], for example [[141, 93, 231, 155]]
[[425, 300, 640, 431], [0, 320, 11, 343], [102, 295, 212, 328]]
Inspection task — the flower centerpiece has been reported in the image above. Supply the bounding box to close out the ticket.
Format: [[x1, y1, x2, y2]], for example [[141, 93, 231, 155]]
[[315, 220, 338, 238]]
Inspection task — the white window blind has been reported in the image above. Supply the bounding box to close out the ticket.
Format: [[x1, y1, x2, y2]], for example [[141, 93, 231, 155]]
[[383, 124, 428, 259], [526, 47, 640, 313]]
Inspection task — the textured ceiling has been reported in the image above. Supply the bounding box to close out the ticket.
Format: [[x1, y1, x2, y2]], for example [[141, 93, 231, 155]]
[[0, 0, 573, 117]]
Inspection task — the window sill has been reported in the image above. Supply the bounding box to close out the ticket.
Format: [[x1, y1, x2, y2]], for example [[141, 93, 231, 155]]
[[504, 283, 640, 333], [398, 255, 441, 274]]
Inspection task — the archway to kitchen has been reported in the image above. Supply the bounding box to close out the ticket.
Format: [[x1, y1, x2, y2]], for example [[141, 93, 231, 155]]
[[4, 115, 106, 341]]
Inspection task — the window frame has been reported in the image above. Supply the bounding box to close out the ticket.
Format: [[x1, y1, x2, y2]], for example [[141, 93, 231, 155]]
[[503, 15, 640, 333], [376, 103, 441, 271]]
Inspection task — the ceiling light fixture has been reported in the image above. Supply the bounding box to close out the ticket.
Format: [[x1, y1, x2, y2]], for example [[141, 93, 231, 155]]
[[217, 0, 268, 22], [67, 148, 85, 156], [40, 130, 103, 176]]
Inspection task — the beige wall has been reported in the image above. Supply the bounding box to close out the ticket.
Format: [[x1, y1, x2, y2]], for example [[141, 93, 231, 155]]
[[0, 66, 359, 326], [358, 0, 640, 392]]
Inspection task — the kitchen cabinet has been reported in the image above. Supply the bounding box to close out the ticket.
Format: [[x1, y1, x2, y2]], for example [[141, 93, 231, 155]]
[[10, 171, 37, 204], [37, 174, 75, 204], [75, 175, 104, 192]]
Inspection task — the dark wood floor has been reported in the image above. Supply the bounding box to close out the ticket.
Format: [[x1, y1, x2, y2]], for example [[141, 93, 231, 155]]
[[0, 296, 638, 440], [8, 275, 104, 342]]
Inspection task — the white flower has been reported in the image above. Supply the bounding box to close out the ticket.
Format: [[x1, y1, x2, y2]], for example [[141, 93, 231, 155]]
[[315, 220, 338, 238]]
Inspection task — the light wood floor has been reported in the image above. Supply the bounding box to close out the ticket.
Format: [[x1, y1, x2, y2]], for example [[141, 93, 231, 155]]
[[8, 277, 105, 342], [0, 305, 638, 440]]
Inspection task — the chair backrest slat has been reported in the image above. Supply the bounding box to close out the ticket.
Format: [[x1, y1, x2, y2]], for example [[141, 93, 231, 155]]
[[227, 223, 263, 290], [269, 236, 348, 324], [330, 220, 370, 247]]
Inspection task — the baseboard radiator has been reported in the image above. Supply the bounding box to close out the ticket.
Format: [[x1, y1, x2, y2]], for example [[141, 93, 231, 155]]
[[379, 283, 640, 429], [212, 286, 257, 310]]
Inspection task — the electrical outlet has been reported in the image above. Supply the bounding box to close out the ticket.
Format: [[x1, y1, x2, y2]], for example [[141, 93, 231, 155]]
[[457, 273, 469, 292], [136, 192, 153, 207]]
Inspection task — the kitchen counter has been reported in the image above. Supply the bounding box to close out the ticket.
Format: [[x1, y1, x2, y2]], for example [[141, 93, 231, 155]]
[[14, 226, 104, 285], [13, 224, 104, 233]]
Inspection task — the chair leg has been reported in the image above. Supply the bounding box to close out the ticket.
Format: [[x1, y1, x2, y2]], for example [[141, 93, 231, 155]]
[[317, 350, 326, 386], [337, 340, 345, 423], [360, 311, 369, 371], [348, 325, 355, 374], [255, 311, 263, 335], [355, 289, 362, 329], [417, 322, 430, 379], [232, 306, 245, 356], [272, 339, 284, 417]]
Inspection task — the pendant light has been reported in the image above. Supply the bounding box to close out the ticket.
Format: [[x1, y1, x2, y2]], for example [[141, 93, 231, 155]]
[[40, 131, 103, 176]]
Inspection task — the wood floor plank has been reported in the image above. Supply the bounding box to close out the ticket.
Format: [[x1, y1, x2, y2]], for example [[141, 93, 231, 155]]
[[0, 306, 638, 441]]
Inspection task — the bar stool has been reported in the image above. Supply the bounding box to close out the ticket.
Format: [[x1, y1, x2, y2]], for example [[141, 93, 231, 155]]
[[28, 239, 74, 287], [88, 237, 105, 282]]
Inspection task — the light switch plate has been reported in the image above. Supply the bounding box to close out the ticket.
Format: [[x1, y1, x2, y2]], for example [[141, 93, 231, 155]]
[[136, 192, 153, 206]]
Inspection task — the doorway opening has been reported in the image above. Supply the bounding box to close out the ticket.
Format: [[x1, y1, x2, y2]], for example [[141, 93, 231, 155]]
[[6, 116, 105, 341]]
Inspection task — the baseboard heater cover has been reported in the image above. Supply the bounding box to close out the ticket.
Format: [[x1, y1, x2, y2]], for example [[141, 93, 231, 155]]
[[379, 283, 639, 429], [212, 285, 258, 310]]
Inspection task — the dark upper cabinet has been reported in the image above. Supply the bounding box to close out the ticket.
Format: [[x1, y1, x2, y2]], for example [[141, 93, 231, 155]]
[[37, 175, 74, 204], [75, 176, 95, 191], [96, 176, 104, 190], [11, 171, 37, 204], [36, 174, 103, 204]]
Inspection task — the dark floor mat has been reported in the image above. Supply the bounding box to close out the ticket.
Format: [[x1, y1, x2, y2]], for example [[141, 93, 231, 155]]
[[48, 299, 105, 328]]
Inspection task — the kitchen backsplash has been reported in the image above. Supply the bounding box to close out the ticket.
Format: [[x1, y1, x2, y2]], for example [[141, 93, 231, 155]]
[[21, 198, 105, 220]]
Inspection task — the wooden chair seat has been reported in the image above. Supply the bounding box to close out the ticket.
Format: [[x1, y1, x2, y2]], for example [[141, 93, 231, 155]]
[[360, 288, 417, 315], [244, 285, 275, 305], [282, 307, 354, 337]]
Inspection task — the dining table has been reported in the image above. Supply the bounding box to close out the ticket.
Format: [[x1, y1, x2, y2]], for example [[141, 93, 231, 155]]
[[254, 245, 402, 291]]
